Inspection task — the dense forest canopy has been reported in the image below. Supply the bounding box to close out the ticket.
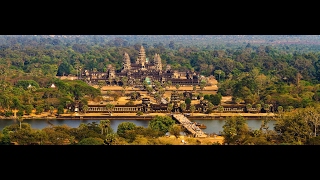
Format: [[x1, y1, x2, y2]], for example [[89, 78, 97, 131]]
[[2, 35, 320, 78], [2, 35, 320, 111], [2, 35, 320, 47]]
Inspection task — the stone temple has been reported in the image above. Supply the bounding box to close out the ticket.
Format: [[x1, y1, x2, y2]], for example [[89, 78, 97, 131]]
[[81, 45, 200, 86]]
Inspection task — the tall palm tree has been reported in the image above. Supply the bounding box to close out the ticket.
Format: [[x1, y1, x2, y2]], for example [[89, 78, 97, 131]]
[[82, 105, 88, 114], [114, 76, 120, 86], [246, 103, 252, 113], [264, 104, 270, 113], [105, 120, 111, 134], [106, 103, 115, 115], [255, 104, 261, 114], [277, 106, 283, 116], [235, 98, 241, 105], [49, 106, 55, 115], [180, 102, 186, 114], [167, 103, 173, 114], [12, 97, 21, 118], [215, 70, 222, 82], [207, 102, 214, 115], [217, 105, 224, 116], [17, 115, 23, 129], [99, 120, 111, 135], [190, 104, 196, 116]]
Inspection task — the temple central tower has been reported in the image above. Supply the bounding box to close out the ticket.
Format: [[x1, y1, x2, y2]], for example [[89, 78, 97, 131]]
[[136, 46, 147, 65]]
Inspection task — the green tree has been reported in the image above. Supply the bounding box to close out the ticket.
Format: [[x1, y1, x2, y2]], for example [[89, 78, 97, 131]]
[[301, 107, 320, 137], [169, 124, 182, 138], [167, 103, 173, 113], [180, 102, 186, 113], [105, 103, 115, 115], [11, 97, 22, 118], [287, 105, 294, 112], [198, 92, 204, 100], [211, 94, 222, 105], [214, 69, 223, 82], [235, 97, 242, 105], [99, 120, 111, 135], [117, 122, 136, 138], [78, 137, 105, 145], [199, 82, 205, 91], [148, 115, 175, 136], [306, 136, 320, 145], [97, 80, 105, 90], [136, 111, 143, 116], [154, 80, 161, 90], [222, 116, 250, 145], [33, 130, 48, 145], [82, 105, 89, 114], [57, 62, 72, 76], [0, 134, 11, 145], [190, 104, 196, 116], [264, 104, 270, 113], [274, 108, 313, 144], [57, 105, 64, 114], [255, 104, 261, 114], [193, 85, 197, 92], [6, 123, 33, 145], [207, 102, 214, 114], [15, 80, 40, 90], [185, 97, 191, 105], [121, 76, 128, 88], [35, 105, 44, 115], [105, 133, 118, 145], [175, 84, 180, 90], [217, 105, 224, 116], [277, 106, 283, 116], [17, 116, 24, 130], [24, 105, 33, 115], [246, 103, 252, 112], [49, 106, 55, 115]]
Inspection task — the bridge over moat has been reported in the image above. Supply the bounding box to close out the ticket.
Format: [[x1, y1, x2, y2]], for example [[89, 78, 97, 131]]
[[172, 114, 207, 138]]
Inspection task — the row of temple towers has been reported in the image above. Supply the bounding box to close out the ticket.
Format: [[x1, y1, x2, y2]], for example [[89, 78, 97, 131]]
[[122, 46, 163, 72]]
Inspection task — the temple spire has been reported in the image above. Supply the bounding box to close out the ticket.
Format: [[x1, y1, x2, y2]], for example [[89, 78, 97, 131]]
[[136, 46, 146, 64], [154, 53, 162, 71], [122, 52, 131, 72]]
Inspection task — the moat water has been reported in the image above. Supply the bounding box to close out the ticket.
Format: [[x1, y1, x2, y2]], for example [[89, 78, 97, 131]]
[[0, 118, 276, 134]]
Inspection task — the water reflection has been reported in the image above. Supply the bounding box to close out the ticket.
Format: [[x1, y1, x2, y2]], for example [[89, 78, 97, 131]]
[[0, 118, 275, 134], [0, 119, 150, 132], [192, 119, 276, 134]]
